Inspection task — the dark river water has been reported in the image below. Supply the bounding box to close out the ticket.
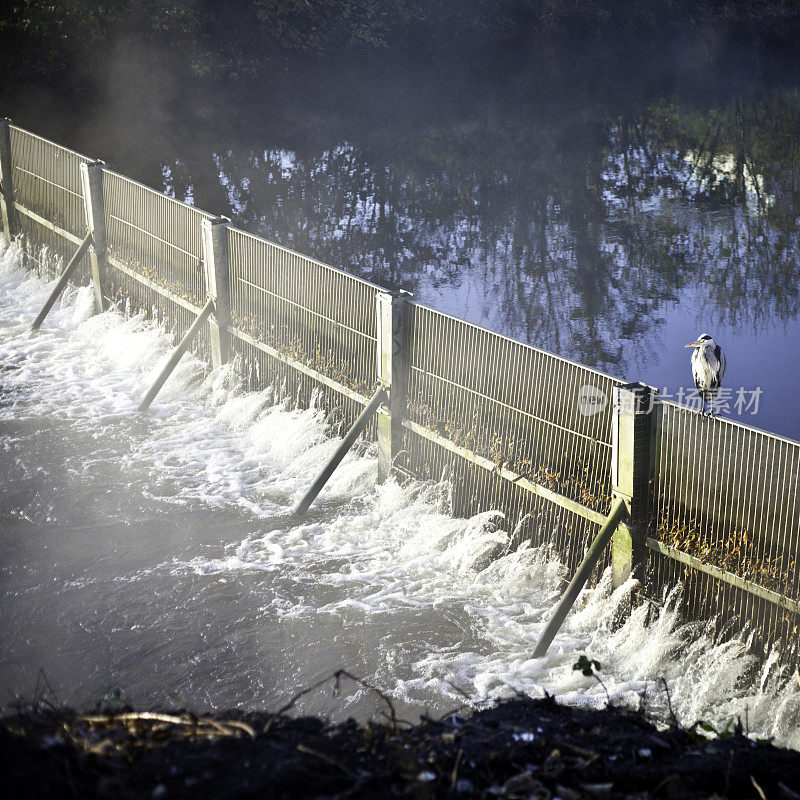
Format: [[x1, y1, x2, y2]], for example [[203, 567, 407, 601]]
[[2, 43, 800, 743], [9, 42, 800, 439]]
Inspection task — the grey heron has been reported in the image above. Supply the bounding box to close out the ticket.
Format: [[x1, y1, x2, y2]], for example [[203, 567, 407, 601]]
[[685, 333, 726, 415]]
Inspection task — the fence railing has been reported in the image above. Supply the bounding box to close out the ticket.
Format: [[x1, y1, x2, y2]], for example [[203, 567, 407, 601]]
[[227, 226, 380, 399], [103, 169, 212, 308], [9, 126, 86, 237], [648, 402, 800, 653], [2, 119, 799, 661]]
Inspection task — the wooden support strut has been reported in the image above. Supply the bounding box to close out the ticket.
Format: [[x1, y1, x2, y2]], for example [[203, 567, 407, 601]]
[[293, 387, 388, 517], [137, 298, 215, 412], [30, 231, 94, 331], [531, 496, 629, 659]]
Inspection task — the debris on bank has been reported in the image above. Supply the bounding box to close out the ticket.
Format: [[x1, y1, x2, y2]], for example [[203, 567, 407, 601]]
[[3, 690, 800, 800]]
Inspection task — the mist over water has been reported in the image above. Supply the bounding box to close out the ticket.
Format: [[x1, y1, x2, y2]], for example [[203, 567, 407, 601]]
[[9, 40, 800, 436], [1, 236, 799, 748]]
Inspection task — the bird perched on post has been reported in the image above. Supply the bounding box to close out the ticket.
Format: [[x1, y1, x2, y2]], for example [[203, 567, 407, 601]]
[[685, 333, 726, 416]]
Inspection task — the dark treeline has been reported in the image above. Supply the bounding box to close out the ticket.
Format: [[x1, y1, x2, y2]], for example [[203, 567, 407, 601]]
[[2, 0, 799, 89]]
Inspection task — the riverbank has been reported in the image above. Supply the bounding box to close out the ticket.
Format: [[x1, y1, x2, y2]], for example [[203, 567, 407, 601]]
[[3, 688, 800, 799]]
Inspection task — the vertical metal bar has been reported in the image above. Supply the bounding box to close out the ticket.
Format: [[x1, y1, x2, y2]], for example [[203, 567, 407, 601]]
[[779, 444, 796, 596], [611, 382, 657, 588], [0, 119, 17, 239], [787, 449, 800, 599], [202, 216, 232, 368], [376, 290, 412, 482], [80, 160, 108, 312]]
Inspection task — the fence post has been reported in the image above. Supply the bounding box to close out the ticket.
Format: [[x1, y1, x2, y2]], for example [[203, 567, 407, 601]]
[[376, 290, 411, 483], [80, 161, 108, 312], [611, 382, 657, 589], [201, 216, 231, 369], [0, 119, 17, 240]]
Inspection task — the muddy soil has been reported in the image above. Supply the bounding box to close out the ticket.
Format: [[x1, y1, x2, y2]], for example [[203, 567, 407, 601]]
[[2, 683, 800, 800]]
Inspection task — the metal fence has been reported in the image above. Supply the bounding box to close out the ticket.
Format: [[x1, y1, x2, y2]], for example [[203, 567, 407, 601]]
[[101, 169, 214, 358], [405, 304, 621, 572], [648, 402, 800, 657], [7, 125, 92, 280], [226, 227, 379, 421], [103, 170, 210, 307], [4, 122, 800, 661], [9, 126, 86, 237]]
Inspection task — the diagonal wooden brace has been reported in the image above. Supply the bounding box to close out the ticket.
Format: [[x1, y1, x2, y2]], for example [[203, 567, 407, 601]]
[[531, 496, 629, 658], [137, 298, 215, 412], [30, 231, 94, 331], [293, 387, 388, 517]]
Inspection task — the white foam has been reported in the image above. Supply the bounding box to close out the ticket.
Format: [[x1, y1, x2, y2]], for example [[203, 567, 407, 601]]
[[2, 235, 799, 746]]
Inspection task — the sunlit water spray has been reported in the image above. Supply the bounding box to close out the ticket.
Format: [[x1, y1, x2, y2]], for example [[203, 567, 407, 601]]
[[1, 235, 799, 747]]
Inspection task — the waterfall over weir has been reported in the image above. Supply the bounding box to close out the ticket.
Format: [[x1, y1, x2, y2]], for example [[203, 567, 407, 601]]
[[1, 236, 799, 748]]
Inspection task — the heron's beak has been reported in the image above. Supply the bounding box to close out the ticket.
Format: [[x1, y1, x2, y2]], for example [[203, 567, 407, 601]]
[[684, 340, 702, 348]]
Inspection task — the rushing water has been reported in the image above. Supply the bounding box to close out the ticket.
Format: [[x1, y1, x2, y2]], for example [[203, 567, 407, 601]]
[[2, 236, 800, 747]]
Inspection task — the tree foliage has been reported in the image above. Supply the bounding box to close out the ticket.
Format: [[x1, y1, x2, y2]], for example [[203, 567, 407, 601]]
[[2, 0, 798, 84]]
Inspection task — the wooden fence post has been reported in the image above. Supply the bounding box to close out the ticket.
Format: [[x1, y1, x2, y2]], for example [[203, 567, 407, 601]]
[[80, 160, 108, 312], [611, 382, 657, 588], [0, 119, 17, 240], [376, 290, 411, 482], [201, 216, 231, 369]]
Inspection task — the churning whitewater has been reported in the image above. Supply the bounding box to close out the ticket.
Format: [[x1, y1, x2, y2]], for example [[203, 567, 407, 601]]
[[1, 236, 799, 748]]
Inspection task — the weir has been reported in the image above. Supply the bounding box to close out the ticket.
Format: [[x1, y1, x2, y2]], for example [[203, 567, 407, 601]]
[[3, 121, 800, 662]]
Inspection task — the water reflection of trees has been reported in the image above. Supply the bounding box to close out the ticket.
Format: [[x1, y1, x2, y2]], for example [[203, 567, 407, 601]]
[[611, 98, 800, 330], [162, 89, 800, 374]]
